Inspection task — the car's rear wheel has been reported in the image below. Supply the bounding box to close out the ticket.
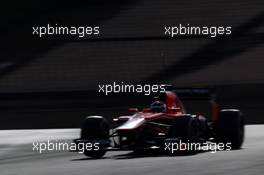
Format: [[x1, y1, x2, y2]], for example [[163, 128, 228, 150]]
[[215, 109, 244, 149], [81, 116, 110, 158]]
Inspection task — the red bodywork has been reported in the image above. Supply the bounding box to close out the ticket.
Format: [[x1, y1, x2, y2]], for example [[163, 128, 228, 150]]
[[115, 91, 219, 131], [116, 91, 189, 131]]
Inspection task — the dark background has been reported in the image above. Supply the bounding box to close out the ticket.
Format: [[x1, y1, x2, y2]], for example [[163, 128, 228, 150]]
[[0, 0, 264, 129]]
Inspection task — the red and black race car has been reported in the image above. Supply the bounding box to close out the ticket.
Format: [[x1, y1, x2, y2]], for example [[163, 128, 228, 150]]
[[74, 87, 244, 158]]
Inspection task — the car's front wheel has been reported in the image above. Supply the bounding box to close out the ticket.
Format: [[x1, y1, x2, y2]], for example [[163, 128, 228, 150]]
[[81, 116, 110, 158]]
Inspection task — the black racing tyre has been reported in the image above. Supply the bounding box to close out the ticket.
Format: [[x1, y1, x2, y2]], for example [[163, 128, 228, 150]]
[[81, 116, 110, 158], [197, 115, 209, 140], [215, 109, 244, 149], [84, 149, 107, 159], [166, 115, 200, 154], [168, 115, 200, 141], [81, 116, 109, 139]]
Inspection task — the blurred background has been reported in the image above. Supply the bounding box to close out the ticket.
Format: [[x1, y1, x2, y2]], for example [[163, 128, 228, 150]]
[[0, 0, 264, 128]]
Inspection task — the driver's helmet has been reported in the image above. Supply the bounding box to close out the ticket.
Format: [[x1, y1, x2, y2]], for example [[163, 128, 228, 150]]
[[150, 101, 167, 112]]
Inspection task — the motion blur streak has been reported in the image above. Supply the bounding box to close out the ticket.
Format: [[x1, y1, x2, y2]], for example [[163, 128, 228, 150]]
[[0, 125, 263, 175]]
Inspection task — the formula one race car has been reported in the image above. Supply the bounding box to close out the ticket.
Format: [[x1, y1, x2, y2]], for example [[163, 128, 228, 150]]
[[74, 87, 244, 158]]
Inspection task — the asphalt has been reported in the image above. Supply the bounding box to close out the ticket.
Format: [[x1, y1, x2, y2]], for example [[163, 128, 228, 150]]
[[0, 125, 263, 175]]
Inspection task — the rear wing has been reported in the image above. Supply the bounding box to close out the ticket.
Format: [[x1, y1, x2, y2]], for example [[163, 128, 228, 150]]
[[164, 86, 219, 121], [164, 86, 216, 101]]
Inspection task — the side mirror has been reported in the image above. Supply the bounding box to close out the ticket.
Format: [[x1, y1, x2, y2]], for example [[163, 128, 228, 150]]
[[128, 108, 138, 113], [143, 108, 151, 112], [168, 107, 181, 112], [194, 112, 203, 116]]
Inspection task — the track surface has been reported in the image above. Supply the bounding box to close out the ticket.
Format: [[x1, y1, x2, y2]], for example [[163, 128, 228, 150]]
[[0, 125, 263, 175]]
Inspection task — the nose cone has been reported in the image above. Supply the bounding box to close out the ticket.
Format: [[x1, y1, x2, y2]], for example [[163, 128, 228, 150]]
[[116, 115, 145, 130]]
